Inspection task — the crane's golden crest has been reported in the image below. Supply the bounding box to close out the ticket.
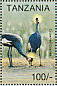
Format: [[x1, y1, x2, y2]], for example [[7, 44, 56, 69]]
[[33, 14, 42, 23], [27, 52, 37, 59]]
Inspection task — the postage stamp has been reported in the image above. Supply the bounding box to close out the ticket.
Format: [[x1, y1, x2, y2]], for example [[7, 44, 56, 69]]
[[0, 0, 57, 85]]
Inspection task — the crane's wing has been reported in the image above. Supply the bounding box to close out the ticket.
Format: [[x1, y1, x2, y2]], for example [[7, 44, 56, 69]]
[[2, 33, 27, 59], [2, 33, 23, 45]]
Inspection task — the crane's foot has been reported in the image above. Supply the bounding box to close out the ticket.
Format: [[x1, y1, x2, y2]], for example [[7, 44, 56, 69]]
[[39, 64, 45, 67], [39, 64, 42, 66], [9, 65, 13, 67], [9, 63, 13, 67]]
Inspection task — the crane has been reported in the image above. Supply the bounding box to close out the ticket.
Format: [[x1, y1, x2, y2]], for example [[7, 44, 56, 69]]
[[2, 33, 31, 67], [27, 18, 41, 66]]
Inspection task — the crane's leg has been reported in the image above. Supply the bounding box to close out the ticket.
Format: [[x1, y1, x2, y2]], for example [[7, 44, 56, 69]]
[[7, 47, 13, 67], [9, 47, 13, 67], [7, 47, 10, 63], [39, 48, 41, 66]]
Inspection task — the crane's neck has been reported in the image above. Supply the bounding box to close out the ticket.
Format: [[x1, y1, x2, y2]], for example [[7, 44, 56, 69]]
[[36, 22, 39, 32], [19, 51, 28, 60]]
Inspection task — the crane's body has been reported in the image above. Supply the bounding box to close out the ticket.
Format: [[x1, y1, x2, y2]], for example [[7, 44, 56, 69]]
[[2, 33, 28, 67], [29, 31, 41, 53], [27, 18, 42, 66]]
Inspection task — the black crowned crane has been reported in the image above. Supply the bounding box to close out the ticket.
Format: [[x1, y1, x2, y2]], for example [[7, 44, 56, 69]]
[[2, 33, 31, 67], [27, 18, 41, 66]]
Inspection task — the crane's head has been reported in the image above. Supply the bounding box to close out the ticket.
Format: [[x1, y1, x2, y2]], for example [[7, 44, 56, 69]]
[[36, 18, 39, 24], [33, 14, 42, 23], [27, 58, 33, 66], [27, 52, 37, 66]]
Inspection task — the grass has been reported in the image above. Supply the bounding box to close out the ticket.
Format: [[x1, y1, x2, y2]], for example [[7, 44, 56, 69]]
[[2, 57, 55, 67]]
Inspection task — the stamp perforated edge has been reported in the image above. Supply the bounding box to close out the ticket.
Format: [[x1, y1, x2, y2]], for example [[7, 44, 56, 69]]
[[1, 0, 56, 85], [2, 0, 55, 2], [0, 0, 2, 85]]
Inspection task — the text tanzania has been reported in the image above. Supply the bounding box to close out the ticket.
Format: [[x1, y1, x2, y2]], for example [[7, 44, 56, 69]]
[[7, 4, 50, 12]]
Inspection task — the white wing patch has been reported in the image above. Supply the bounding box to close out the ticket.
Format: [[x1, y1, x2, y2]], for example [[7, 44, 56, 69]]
[[27, 42, 31, 50], [2, 38, 12, 45], [3, 33, 23, 45]]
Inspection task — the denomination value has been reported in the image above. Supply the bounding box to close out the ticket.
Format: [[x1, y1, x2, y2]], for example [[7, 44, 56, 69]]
[[32, 73, 49, 80]]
